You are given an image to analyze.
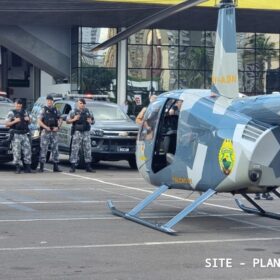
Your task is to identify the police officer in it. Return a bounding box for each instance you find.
[5,99,32,174]
[67,98,94,173]
[38,95,62,172]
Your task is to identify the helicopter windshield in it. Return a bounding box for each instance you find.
[139,100,163,142]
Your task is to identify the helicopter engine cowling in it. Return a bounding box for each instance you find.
[216,124,280,193]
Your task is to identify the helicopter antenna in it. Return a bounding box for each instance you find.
[92,0,208,52]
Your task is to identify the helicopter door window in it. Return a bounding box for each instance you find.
[152,99,182,173]
[139,101,162,142]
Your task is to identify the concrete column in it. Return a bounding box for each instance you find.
[33,66,41,102]
[117,28,127,106]
[0,46,8,92]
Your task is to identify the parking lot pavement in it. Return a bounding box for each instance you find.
[0,161,279,280]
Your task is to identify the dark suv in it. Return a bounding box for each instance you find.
[0,97,40,169]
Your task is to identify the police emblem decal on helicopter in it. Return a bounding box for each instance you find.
[218,139,235,175]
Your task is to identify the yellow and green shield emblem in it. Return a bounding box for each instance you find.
[218,139,235,175]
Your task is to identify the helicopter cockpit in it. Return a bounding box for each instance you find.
[138,98,182,173]
[152,99,182,172]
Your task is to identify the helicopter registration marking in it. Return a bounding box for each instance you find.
[212,75,237,84]
[172,176,192,184]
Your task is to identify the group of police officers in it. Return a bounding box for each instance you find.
[5,95,95,174]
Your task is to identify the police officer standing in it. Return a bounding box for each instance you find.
[38,95,62,172]
[67,98,94,173]
[5,99,32,174]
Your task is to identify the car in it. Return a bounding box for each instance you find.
[56,98,139,168]
[0,97,40,169]
[31,95,140,168]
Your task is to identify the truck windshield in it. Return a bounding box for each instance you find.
[88,105,128,121]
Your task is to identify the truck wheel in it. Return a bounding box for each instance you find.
[128,157,137,169]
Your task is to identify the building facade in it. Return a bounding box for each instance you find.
[73,27,279,114]
[0,1,279,113]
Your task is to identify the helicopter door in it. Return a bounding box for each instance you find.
[152,99,182,173]
[137,99,164,172]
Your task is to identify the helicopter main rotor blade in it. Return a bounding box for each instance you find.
[92,0,208,51]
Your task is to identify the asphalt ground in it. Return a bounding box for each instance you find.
[0,159,279,280]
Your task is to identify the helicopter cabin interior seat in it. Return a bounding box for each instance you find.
[162,114,178,164]
[162,130,177,164]
[152,100,180,172]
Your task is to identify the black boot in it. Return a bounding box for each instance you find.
[24,164,32,173]
[85,163,95,173]
[39,162,44,172]
[15,164,21,174]
[254,193,260,200]
[69,163,76,173]
[262,193,273,200]
[53,163,62,172]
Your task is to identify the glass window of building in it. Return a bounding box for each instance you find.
[153,46,178,69]
[179,70,205,89]
[152,69,178,91]
[180,31,205,46]
[71,27,117,101]
[153,30,179,45]
[237,33,255,48]
[127,28,280,101]
[238,71,256,94]
[128,29,153,45]
[128,45,152,68]
[179,46,206,70]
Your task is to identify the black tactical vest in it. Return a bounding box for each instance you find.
[73,108,91,132]
[11,109,29,133]
[42,106,58,128]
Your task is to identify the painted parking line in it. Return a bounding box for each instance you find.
[0,200,136,205]
[0,213,254,223]
[50,171,242,212]
[0,237,279,251]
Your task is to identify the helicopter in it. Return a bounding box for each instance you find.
[93,0,280,234]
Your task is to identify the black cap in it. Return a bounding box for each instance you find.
[15,98,23,104]
[46,95,54,101]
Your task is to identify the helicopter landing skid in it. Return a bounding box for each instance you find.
[272,189,280,198]
[235,193,280,220]
[107,186,217,234]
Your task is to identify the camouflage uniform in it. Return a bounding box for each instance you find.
[6,110,31,165]
[39,106,61,164]
[67,108,93,164]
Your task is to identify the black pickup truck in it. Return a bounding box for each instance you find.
[0,98,40,169]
